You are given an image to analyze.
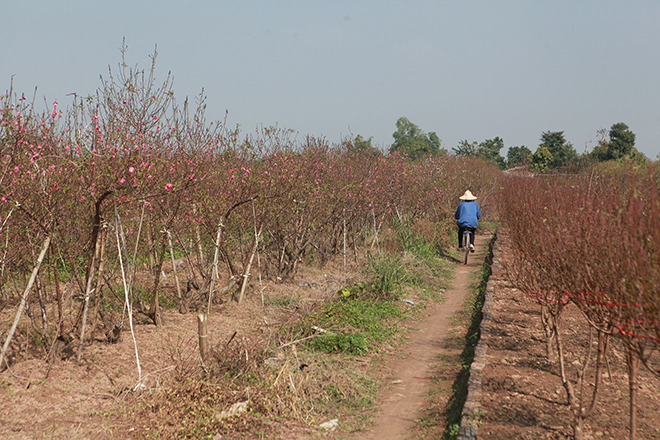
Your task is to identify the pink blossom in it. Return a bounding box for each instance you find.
[129,167,135,174]
[165,183,173,191]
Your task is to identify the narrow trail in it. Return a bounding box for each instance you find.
[353,234,490,440]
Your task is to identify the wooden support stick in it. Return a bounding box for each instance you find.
[1,236,51,369]
[167,231,182,299]
[197,314,208,365]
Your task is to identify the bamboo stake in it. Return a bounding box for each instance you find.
[0,207,15,284]
[114,201,142,384]
[238,225,262,305]
[146,218,156,284]
[94,225,109,299]
[371,208,380,252]
[208,218,224,314]
[130,203,146,284]
[77,224,105,364]
[0,236,51,369]
[197,314,208,365]
[343,209,347,268]
[167,231,182,299]
[251,200,265,310]
[36,276,48,334]
[51,245,64,338]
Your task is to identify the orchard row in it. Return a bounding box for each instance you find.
[499,163,660,438]
[1,76,500,354]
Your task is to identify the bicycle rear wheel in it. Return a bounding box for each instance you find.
[463,232,470,264]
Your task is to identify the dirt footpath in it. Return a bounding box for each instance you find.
[354,234,491,440]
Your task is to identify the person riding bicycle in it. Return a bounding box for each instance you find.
[455,190,481,252]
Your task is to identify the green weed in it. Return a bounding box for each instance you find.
[393,215,449,261]
[365,253,410,299]
[264,294,300,307]
[305,295,405,356]
[310,333,368,355]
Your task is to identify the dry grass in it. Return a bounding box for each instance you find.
[0,245,377,439]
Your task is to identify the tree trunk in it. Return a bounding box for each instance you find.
[553,313,575,406]
[541,305,556,362]
[193,204,205,271]
[51,245,64,338]
[94,227,120,343]
[147,241,167,327]
[574,329,609,438]
[36,278,48,335]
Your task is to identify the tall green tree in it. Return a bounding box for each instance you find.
[530,145,553,173]
[478,137,506,169]
[389,117,444,160]
[452,140,479,157]
[591,122,637,162]
[609,122,636,158]
[506,145,531,168]
[453,137,506,169]
[344,135,382,158]
[539,131,577,168]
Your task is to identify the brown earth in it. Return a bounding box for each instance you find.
[0,255,361,439]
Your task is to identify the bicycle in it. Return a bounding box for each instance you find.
[461,226,475,265]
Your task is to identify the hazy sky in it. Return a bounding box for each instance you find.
[3,1,660,159]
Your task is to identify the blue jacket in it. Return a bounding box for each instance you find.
[455,201,481,228]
